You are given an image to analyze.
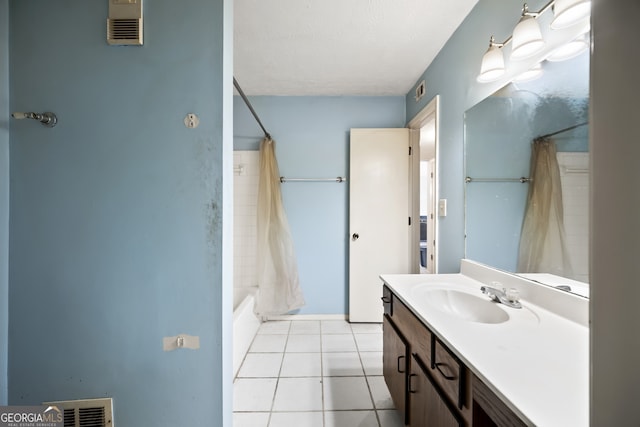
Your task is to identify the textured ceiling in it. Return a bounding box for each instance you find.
[234,0,479,96]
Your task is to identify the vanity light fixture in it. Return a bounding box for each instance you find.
[477,36,507,83]
[476,0,591,83]
[546,34,589,61]
[551,0,591,29]
[511,4,546,60]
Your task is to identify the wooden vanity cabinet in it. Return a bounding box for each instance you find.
[383,285,470,426]
[383,285,523,427]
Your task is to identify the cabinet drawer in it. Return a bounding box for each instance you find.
[391,296,431,368]
[433,338,466,410]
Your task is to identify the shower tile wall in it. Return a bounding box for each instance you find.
[234,151,260,301]
[557,152,589,283]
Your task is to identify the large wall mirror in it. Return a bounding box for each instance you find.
[464,46,589,298]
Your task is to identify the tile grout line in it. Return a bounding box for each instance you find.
[234,323,263,383]
[353,323,384,427]
[267,320,291,427]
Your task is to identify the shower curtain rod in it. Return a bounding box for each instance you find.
[234,77,271,139]
[536,121,588,141]
[280,177,347,183]
[465,176,531,183]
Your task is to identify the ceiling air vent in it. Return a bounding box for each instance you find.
[43,397,114,427]
[107,0,143,46]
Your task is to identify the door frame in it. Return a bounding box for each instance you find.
[407,95,440,274]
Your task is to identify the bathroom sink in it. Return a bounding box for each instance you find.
[411,286,509,324]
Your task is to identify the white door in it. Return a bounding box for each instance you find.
[349,128,410,323]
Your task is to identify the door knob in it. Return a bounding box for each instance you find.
[352,233,359,241]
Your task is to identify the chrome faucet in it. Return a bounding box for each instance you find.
[480,284,522,309]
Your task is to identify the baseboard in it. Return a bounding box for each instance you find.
[265,313,348,321]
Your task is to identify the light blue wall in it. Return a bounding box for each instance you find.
[405,0,556,273]
[8,1,232,426]
[0,0,9,406]
[234,96,405,314]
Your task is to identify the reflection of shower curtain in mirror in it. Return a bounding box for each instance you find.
[255,137,305,317]
[517,138,573,277]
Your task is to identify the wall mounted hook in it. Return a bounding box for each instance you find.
[12,111,58,128]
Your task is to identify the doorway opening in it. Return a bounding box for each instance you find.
[408,95,439,274]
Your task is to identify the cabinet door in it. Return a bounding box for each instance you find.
[408,354,463,427]
[383,315,408,422]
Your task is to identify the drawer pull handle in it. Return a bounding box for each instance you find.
[381,296,391,303]
[408,373,418,393]
[397,355,405,373]
[434,362,456,381]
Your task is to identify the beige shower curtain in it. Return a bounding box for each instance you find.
[254,137,305,317]
[517,137,573,277]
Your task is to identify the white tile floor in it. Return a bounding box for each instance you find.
[233,319,404,427]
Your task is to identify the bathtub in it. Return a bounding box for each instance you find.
[233,287,261,378]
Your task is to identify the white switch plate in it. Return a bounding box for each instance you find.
[438,199,447,217]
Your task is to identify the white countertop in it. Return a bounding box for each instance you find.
[380,261,589,427]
